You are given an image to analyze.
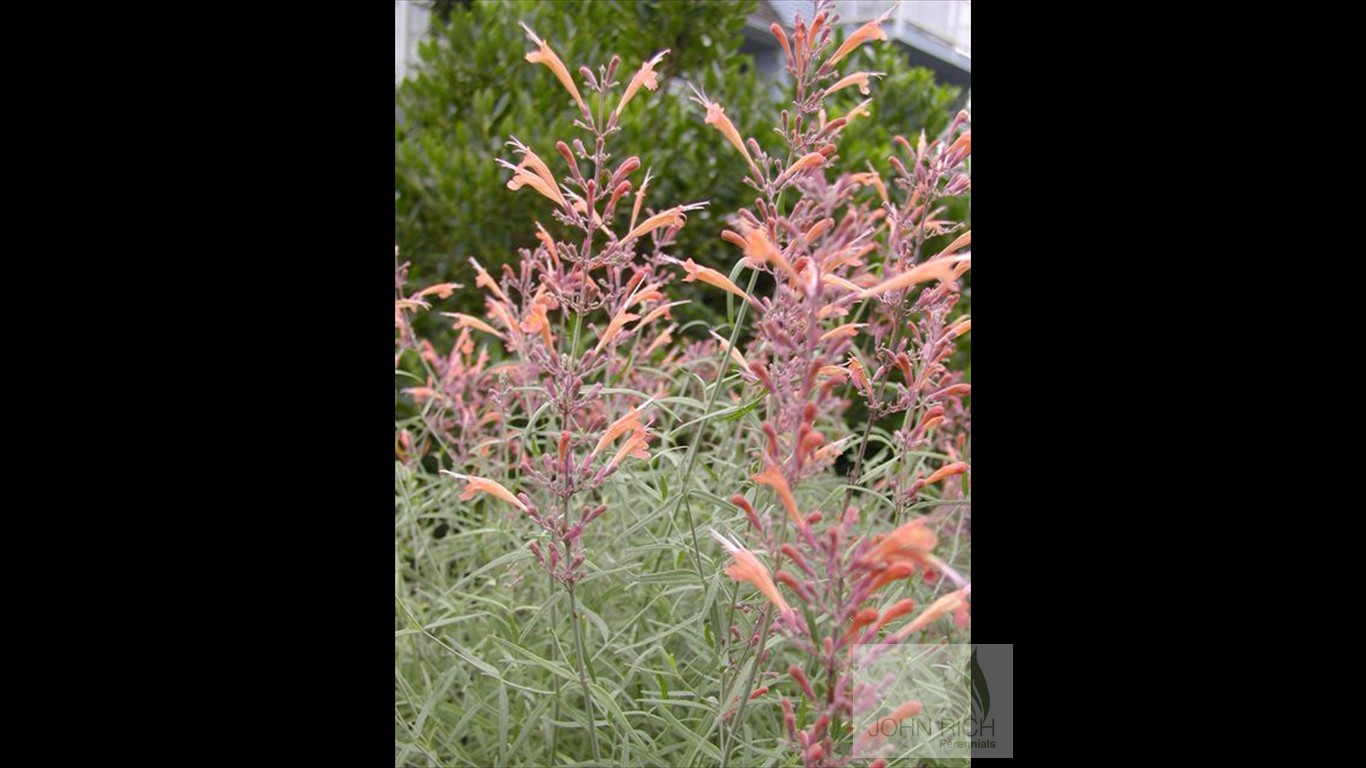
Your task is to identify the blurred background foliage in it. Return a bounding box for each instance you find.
[396,0,968,342]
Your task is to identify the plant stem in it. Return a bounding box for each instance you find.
[556,302,599,762]
[549,570,562,761]
[718,509,794,768]
[567,579,602,763]
[719,599,772,768]
[671,268,762,644]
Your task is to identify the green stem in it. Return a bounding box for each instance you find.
[670,269,762,642]
[679,483,790,768]
[718,507,794,768]
[719,601,771,768]
[549,570,562,761]
[567,580,602,763]
[556,305,600,762]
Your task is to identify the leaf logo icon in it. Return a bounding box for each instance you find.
[970,647,991,721]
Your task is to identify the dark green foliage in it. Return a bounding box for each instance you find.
[825,44,961,175]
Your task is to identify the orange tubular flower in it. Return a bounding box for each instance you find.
[823,71,881,97]
[516,146,559,195]
[888,700,924,724]
[813,435,854,464]
[740,223,777,268]
[644,324,676,357]
[721,228,748,250]
[888,587,971,642]
[844,607,880,641]
[947,130,972,161]
[615,49,669,117]
[415,282,461,299]
[634,300,689,331]
[519,294,555,347]
[821,273,862,294]
[753,463,804,529]
[864,562,915,594]
[624,204,701,242]
[707,330,750,371]
[468,257,510,304]
[866,163,889,204]
[860,255,970,298]
[592,308,641,356]
[606,424,652,469]
[923,461,968,487]
[808,11,825,46]
[741,224,798,281]
[703,101,758,174]
[861,518,938,566]
[520,22,588,115]
[534,222,559,265]
[442,472,528,513]
[804,218,834,243]
[820,323,864,343]
[848,355,870,393]
[842,98,874,127]
[856,699,924,754]
[778,152,826,183]
[402,386,436,402]
[485,300,520,337]
[442,312,506,340]
[798,430,825,459]
[770,23,793,67]
[630,168,653,234]
[624,282,665,310]
[872,598,918,632]
[507,165,567,209]
[825,10,892,69]
[591,406,646,458]
[681,258,757,306]
[936,230,971,259]
[710,528,791,614]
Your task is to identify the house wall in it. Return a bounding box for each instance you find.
[395,1,432,84]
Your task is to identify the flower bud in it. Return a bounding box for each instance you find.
[578,65,598,89]
[789,665,816,702]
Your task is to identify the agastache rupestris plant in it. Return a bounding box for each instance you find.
[433,23,701,763]
[685,4,973,766]
[845,109,972,518]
